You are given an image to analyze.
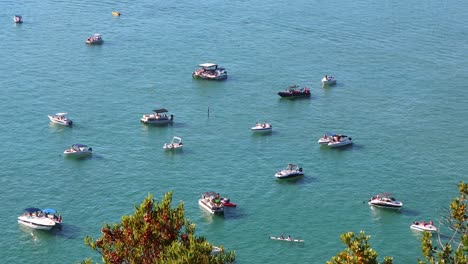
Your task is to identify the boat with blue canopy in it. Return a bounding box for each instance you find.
[18,208,56,230]
[42,208,63,224]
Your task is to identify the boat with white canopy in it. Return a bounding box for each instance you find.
[192,63,228,80]
[163,136,183,150]
[141,108,174,125]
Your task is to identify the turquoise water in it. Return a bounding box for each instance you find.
[1,0,468,262]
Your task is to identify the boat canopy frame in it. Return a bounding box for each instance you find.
[153,108,168,114]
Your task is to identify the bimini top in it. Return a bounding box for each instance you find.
[55,112,68,116]
[153,108,168,113]
[23,207,41,212]
[42,208,57,214]
[72,144,88,148]
[202,191,219,197]
[198,63,218,68]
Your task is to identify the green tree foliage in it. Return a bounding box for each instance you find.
[82,192,235,264]
[418,181,468,264]
[326,231,393,264]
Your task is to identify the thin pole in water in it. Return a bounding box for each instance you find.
[208,107,210,118]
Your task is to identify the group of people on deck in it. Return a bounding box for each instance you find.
[413,220,434,226]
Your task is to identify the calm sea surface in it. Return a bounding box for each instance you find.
[1,0,467,263]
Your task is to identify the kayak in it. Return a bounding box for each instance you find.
[269,236,304,243]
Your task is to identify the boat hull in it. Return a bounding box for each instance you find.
[64,150,92,157]
[163,144,183,150]
[251,128,272,133]
[269,236,304,243]
[192,72,227,80]
[368,202,403,209]
[48,116,72,126]
[410,224,437,232]
[198,199,224,215]
[328,140,353,148]
[17,217,55,230]
[277,92,310,99]
[275,172,304,179]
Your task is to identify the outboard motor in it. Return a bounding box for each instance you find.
[170,114,174,121]
[299,168,303,172]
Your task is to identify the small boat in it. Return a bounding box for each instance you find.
[141,108,174,125]
[211,246,222,255]
[42,208,63,225]
[368,193,403,210]
[48,112,73,126]
[220,197,237,207]
[163,136,183,150]
[318,133,353,148]
[269,236,304,243]
[13,15,23,23]
[321,75,336,86]
[192,63,228,80]
[277,85,311,99]
[410,221,437,232]
[17,208,56,230]
[86,34,104,45]
[198,192,224,215]
[275,164,304,179]
[112,11,121,16]
[64,144,93,157]
[251,123,272,133]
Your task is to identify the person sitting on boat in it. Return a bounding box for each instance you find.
[280,235,284,239]
[287,235,292,241]
[429,220,433,226]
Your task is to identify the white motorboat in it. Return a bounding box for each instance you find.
[48,112,73,126]
[141,108,174,125]
[42,208,63,225]
[275,164,304,179]
[368,193,403,209]
[17,208,56,230]
[64,144,93,157]
[198,192,224,215]
[163,136,183,150]
[269,236,304,243]
[211,246,222,255]
[192,63,228,80]
[251,123,272,133]
[410,221,437,232]
[14,15,23,23]
[321,75,336,86]
[86,34,103,45]
[322,133,353,148]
